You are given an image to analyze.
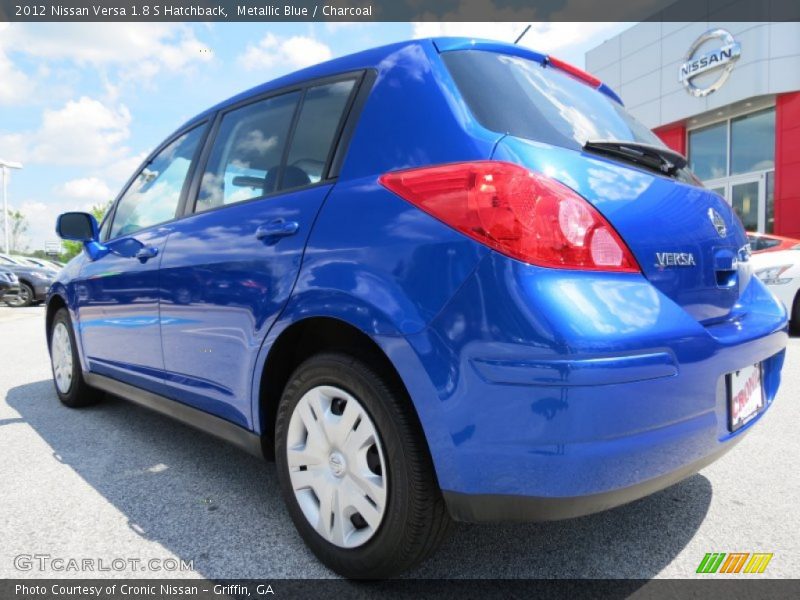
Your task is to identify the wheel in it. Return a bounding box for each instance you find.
[4,282,33,307]
[275,353,450,578]
[792,291,800,335]
[49,308,103,407]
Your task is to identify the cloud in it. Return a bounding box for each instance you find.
[103,152,149,185]
[1,97,132,167]
[1,23,212,70]
[55,177,114,204]
[10,198,87,251]
[238,34,332,72]
[0,23,213,103]
[0,50,32,106]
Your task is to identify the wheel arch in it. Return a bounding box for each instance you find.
[255,316,434,469]
[45,293,68,348]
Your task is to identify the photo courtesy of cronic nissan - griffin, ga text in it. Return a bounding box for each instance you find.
[46,38,788,578]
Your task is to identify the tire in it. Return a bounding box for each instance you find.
[275,353,450,578]
[48,307,103,408]
[792,291,800,335]
[4,282,33,307]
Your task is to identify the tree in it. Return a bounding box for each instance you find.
[60,201,113,261]
[6,209,28,252]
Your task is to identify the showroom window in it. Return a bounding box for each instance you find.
[688,122,727,181]
[730,108,775,175]
[687,106,776,233]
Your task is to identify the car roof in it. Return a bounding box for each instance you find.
[177,37,618,132]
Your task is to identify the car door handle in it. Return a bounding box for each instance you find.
[135,246,159,263]
[255,219,300,241]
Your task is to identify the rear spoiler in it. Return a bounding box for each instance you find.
[432,37,623,105]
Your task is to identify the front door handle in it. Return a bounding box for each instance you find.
[135,246,159,263]
[255,219,300,241]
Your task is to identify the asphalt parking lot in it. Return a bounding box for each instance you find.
[0,304,798,580]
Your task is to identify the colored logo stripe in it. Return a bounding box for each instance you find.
[719,553,749,573]
[697,553,726,573]
[697,552,773,574]
[744,553,773,574]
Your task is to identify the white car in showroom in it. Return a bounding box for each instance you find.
[751,249,800,332]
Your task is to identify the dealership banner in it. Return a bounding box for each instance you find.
[0,0,799,22]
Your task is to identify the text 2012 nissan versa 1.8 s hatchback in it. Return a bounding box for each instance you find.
[49,38,787,577]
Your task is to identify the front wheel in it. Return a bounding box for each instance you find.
[275,353,450,578]
[4,282,33,307]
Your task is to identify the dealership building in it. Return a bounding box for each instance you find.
[586,22,800,237]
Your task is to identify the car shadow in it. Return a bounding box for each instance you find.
[7,380,712,580]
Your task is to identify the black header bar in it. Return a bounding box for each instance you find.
[0,0,798,22]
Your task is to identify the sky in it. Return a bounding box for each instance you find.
[0,21,633,251]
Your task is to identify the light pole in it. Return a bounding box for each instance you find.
[0,159,23,254]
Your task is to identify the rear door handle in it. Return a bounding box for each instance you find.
[135,246,159,263]
[255,219,300,241]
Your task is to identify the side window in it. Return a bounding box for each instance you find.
[109,126,205,239]
[281,80,356,191]
[761,238,781,250]
[196,91,300,213]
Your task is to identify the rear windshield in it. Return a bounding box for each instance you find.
[443,50,664,151]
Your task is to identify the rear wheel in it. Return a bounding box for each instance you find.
[4,282,33,307]
[275,353,450,578]
[49,308,103,407]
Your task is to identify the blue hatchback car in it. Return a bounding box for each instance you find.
[49,38,788,578]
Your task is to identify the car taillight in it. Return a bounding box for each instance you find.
[379,161,640,272]
[547,56,602,88]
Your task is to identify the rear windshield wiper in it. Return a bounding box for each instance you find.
[583,139,687,176]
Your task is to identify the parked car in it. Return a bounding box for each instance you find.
[11,254,61,273]
[0,254,54,306]
[751,249,800,332]
[48,38,788,578]
[0,267,20,302]
[747,232,800,254]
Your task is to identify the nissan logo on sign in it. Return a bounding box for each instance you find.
[679,29,741,97]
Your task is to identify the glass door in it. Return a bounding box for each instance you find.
[730,178,762,232]
[706,174,767,232]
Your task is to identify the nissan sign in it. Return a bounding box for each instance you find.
[679,29,741,97]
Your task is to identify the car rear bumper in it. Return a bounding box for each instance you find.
[397,255,788,521]
[443,430,745,522]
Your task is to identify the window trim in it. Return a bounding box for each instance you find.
[183,70,368,217]
[102,120,212,243]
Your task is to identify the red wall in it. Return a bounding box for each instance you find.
[775,92,800,239]
[653,123,687,155]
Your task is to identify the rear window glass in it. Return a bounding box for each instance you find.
[442,50,663,151]
[282,80,355,191]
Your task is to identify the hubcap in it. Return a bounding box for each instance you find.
[51,322,74,394]
[286,385,388,548]
[6,285,30,307]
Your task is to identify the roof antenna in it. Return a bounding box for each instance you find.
[514,24,531,45]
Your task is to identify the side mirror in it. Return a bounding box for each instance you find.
[55,212,108,261]
[56,212,98,242]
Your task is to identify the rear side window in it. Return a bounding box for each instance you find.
[196,91,300,213]
[109,125,206,239]
[442,50,663,151]
[281,80,356,191]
